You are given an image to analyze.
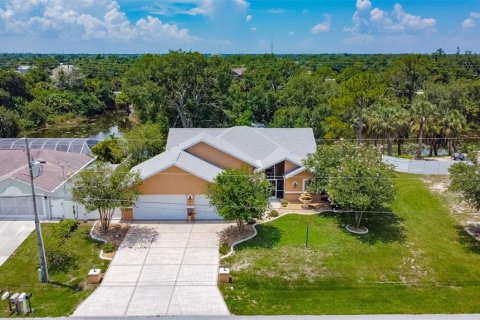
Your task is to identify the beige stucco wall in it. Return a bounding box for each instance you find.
[284,160,299,173]
[186,142,248,169]
[284,170,321,203]
[139,166,209,195]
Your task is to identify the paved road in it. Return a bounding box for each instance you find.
[74,221,232,317]
[0,220,34,266]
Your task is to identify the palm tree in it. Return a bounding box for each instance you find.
[441,109,466,155]
[366,101,408,156]
[410,100,436,160]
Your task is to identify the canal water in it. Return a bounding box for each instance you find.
[26,109,132,140]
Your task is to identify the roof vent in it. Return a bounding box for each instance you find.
[37,159,47,164]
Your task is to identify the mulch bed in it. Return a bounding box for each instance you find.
[218,224,256,246]
[92,222,130,247]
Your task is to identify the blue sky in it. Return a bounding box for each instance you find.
[0,0,479,54]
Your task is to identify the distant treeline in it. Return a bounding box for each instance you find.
[0,50,479,158]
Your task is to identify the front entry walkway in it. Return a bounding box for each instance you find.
[74,221,232,317]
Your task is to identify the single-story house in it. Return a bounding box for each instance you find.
[50,64,78,79]
[0,145,97,220]
[130,126,317,220]
[16,65,32,74]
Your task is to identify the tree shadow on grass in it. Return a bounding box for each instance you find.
[236,224,283,250]
[457,226,480,254]
[322,210,406,245]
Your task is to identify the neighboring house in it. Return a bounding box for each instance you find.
[16,65,32,74]
[50,64,78,79]
[0,140,98,220]
[231,66,247,78]
[130,126,317,220]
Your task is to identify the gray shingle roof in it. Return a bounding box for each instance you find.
[166,126,316,168]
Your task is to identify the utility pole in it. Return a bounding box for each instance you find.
[24,137,49,283]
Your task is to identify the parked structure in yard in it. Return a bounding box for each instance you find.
[130,126,318,220]
[0,148,96,220]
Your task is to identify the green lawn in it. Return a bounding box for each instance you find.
[0,222,109,317]
[220,173,480,315]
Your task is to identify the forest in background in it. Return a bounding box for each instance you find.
[1,50,479,158]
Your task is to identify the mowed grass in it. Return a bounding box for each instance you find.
[220,173,480,315]
[0,223,109,317]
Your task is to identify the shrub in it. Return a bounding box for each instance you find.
[280,199,289,207]
[102,242,116,253]
[268,210,279,218]
[46,249,77,273]
[54,219,79,238]
[219,242,231,255]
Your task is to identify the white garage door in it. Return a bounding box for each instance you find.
[134,195,187,220]
[194,195,222,220]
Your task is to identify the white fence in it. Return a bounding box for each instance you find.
[382,155,456,175]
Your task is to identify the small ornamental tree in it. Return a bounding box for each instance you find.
[327,145,396,233]
[72,163,141,232]
[207,166,272,230]
[304,141,363,194]
[449,153,480,212]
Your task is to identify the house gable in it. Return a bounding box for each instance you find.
[185,142,250,169]
[139,165,209,195]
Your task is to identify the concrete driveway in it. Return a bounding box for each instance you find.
[74,221,232,317]
[0,220,35,266]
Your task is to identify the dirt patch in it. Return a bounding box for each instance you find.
[218,225,256,246]
[422,176,480,226]
[92,222,130,247]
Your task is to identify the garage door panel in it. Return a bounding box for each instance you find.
[194,195,221,220]
[134,195,186,220]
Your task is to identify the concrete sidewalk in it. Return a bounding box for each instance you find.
[0,220,34,266]
[69,313,480,320]
[74,221,232,317]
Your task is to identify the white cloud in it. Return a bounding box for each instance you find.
[470,12,480,19]
[393,4,436,30]
[345,1,436,35]
[462,18,475,29]
[0,0,195,43]
[311,15,331,34]
[147,0,249,17]
[246,14,252,22]
[288,31,295,36]
[356,0,372,11]
[250,27,257,31]
[462,12,480,29]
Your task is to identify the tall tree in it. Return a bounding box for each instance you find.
[124,123,166,166]
[410,100,436,160]
[366,100,408,156]
[124,51,231,128]
[389,54,429,105]
[0,106,20,137]
[335,72,384,142]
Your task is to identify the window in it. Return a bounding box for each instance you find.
[302,179,311,192]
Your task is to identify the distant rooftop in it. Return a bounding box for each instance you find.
[0,138,97,156]
[231,66,247,77]
[0,149,94,192]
